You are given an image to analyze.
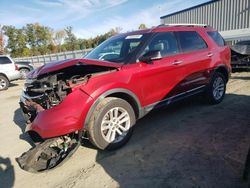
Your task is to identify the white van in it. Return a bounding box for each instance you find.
[0,55,21,90]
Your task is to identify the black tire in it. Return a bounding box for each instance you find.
[205,72,226,104]
[0,75,9,91]
[88,97,136,150]
[19,68,30,79]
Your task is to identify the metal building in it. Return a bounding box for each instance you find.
[160,0,250,42]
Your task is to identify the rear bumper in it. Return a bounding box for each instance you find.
[19,89,93,139]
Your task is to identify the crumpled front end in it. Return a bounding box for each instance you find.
[17,61,118,172]
[19,62,117,140]
[17,76,93,172]
[20,87,91,139]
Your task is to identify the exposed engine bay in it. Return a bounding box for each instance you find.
[17,62,117,172]
[20,63,117,123]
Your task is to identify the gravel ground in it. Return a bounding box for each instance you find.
[0,72,250,188]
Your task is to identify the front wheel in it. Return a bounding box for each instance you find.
[88,97,136,150]
[205,72,226,104]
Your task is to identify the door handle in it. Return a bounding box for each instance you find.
[207,53,213,57]
[172,60,183,65]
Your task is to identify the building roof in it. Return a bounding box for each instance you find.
[160,0,219,19]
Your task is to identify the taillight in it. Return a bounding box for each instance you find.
[15,64,19,70]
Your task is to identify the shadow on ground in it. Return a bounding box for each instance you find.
[95,93,250,187]
[9,83,18,88]
[0,156,15,188]
[232,68,250,73]
[11,88,250,187]
[231,76,250,80]
[13,108,35,147]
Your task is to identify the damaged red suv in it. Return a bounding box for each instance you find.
[18,24,231,172]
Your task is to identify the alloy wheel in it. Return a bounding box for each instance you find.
[101,107,131,143]
[0,78,7,90]
[212,76,225,100]
[20,69,30,79]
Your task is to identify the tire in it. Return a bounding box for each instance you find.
[19,68,30,79]
[88,97,136,150]
[205,72,226,104]
[0,75,9,91]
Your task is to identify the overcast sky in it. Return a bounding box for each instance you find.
[0,0,209,38]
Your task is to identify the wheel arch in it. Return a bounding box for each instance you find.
[0,73,9,81]
[106,92,140,119]
[19,67,30,71]
[214,65,230,82]
[84,88,142,130]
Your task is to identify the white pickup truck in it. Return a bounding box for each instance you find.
[0,55,21,90]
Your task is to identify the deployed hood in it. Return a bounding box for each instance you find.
[27,58,122,78]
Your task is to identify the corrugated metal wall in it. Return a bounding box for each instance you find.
[161,0,250,32]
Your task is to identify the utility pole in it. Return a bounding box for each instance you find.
[0,25,3,55]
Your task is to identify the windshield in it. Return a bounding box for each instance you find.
[85,34,147,64]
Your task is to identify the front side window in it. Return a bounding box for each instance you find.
[142,32,179,57]
[85,34,147,63]
[207,31,225,47]
[0,57,12,64]
[176,31,208,53]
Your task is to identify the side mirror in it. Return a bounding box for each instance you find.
[139,50,162,64]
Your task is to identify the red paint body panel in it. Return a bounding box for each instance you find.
[27,58,121,78]
[23,26,231,139]
[31,89,93,138]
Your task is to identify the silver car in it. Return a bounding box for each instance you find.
[0,55,21,90]
[15,61,34,79]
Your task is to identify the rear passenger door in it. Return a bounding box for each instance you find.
[174,31,212,92]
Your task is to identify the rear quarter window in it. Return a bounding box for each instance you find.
[0,57,12,64]
[176,31,208,53]
[207,31,225,47]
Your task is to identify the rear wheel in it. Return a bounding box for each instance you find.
[88,97,136,150]
[205,72,226,104]
[19,68,30,79]
[0,75,9,91]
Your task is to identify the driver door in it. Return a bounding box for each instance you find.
[136,32,185,107]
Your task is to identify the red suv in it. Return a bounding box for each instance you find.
[19,24,231,172]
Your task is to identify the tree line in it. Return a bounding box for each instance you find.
[1,23,147,58]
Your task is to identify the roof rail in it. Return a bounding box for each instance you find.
[158,23,208,27]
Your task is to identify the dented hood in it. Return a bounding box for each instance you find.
[27,58,122,78]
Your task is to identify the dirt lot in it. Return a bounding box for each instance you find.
[0,72,250,188]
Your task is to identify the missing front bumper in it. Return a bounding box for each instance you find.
[16,136,80,173]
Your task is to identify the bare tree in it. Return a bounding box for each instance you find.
[54,30,66,52]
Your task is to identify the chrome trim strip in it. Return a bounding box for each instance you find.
[144,85,206,112]
[180,77,206,86]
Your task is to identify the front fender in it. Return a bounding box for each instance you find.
[30,89,94,139]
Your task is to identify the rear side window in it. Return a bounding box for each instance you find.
[0,57,12,64]
[176,31,208,53]
[207,31,225,47]
[142,32,179,57]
